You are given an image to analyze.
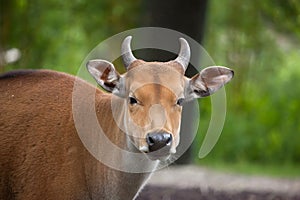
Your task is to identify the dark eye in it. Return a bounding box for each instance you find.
[176,98,185,106]
[129,97,138,105]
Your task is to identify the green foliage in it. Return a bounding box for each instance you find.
[0,0,140,74]
[196,0,300,166]
[261,0,300,38]
[1,0,300,169]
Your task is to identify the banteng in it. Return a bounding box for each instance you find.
[0,36,233,199]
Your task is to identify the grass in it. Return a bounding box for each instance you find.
[196,158,300,179]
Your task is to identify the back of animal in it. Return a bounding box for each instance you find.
[0,70,93,199]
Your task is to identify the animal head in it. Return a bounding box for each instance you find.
[87,36,233,161]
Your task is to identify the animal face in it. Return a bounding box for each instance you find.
[87,36,234,161]
[122,62,185,160]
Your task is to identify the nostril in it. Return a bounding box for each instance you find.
[166,135,172,145]
[146,135,155,146]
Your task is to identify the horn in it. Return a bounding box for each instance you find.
[121,36,137,69]
[174,38,191,70]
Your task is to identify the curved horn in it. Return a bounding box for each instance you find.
[174,38,191,70]
[121,36,137,69]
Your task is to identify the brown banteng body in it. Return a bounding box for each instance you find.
[0,36,233,199]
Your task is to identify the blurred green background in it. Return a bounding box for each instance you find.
[1,0,300,177]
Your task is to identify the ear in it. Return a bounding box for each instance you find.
[86,59,124,96]
[186,66,234,100]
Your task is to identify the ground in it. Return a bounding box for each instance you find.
[137,165,300,200]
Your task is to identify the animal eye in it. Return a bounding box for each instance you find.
[129,97,138,105]
[176,98,185,106]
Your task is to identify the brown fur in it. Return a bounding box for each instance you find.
[0,70,149,200]
[122,62,185,152]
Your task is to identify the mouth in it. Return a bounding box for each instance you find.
[146,153,171,161]
[139,145,176,161]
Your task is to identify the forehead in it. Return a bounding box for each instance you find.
[125,62,185,94]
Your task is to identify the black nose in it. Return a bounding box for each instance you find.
[146,132,172,152]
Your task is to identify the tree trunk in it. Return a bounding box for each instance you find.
[139,0,208,164]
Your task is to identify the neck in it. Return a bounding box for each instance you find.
[90,93,158,199]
